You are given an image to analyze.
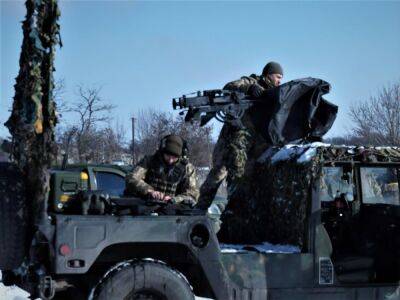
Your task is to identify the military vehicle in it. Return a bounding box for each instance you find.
[3,0,398,298]
[1,144,399,300]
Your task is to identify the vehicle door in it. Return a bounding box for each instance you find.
[358,165,400,283]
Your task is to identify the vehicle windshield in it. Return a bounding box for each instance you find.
[360,167,400,206]
[319,167,354,202]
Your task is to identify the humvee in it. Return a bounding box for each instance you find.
[0,144,399,300]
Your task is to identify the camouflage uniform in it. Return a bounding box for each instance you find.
[197,74,275,209]
[125,151,199,205]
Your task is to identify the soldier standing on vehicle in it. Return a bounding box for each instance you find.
[196,61,284,210]
[125,134,199,206]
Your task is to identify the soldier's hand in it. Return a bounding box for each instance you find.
[248,84,265,98]
[163,195,172,202]
[148,190,165,200]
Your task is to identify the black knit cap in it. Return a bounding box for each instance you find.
[161,134,184,157]
[262,61,283,76]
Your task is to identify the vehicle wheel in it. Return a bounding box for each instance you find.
[92,260,195,300]
[0,162,30,270]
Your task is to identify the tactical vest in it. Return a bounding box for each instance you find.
[144,153,187,196]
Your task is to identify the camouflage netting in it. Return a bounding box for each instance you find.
[5,0,61,220]
[217,143,400,248]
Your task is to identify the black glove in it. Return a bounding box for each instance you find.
[179,198,196,208]
[193,201,209,211]
[248,84,265,98]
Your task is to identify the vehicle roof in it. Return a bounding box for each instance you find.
[258,142,400,165]
[52,163,132,173]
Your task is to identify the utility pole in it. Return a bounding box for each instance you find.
[131,116,136,164]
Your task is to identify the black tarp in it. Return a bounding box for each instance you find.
[249,77,338,145]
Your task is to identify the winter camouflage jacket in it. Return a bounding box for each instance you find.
[125,151,199,205]
[197,74,274,209]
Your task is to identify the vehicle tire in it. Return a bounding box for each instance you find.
[92,260,195,300]
[0,162,30,270]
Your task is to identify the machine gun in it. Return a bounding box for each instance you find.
[172,89,257,127]
[173,78,338,144]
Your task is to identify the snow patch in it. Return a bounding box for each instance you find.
[221,242,300,254]
[271,145,306,164]
[208,203,222,215]
[309,142,331,148]
[260,142,335,165]
[0,271,32,300]
[297,147,317,163]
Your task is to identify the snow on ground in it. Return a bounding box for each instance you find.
[0,241,299,299]
[1,241,298,299]
[0,285,212,300]
[0,281,30,300]
[0,284,30,300]
[0,272,31,300]
[1,271,213,300]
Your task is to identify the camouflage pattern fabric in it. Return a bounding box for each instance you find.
[218,144,400,248]
[223,74,275,93]
[126,152,199,204]
[197,74,274,209]
[4,0,61,221]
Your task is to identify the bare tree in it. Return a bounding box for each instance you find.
[56,125,78,165]
[174,116,214,167]
[53,78,67,117]
[55,85,132,164]
[134,109,173,158]
[101,121,127,163]
[67,85,116,161]
[349,82,400,146]
[324,135,371,146]
[134,109,214,168]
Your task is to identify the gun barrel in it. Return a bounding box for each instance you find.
[172,97,187,109]
[172,95,212,110]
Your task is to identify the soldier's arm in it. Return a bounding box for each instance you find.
[223,76,257,93]
[173,163,199,205]
[125,156,154,197]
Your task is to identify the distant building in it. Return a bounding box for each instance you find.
[111,160,125,166]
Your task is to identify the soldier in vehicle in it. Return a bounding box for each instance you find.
[125,134,199,206]
[196,61,284,210]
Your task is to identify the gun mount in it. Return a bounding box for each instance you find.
[172,89,257,127]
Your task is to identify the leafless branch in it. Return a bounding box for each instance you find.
[349,82,400,146]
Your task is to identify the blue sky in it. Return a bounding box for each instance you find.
[1,0,400,141]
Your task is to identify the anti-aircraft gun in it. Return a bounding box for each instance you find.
[172,89,256,127]
[173,78,339,145]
